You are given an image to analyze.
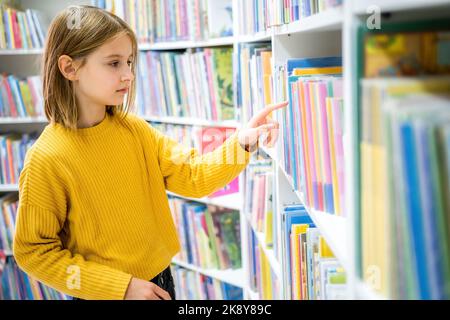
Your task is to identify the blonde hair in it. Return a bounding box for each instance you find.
[42,5,138,129]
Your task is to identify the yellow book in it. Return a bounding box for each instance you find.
[326,97,340,215]
[291,224,309,300]
[319,236,334,258]
[7,8,15,49]
[293,66,343,76]
[298,81,313,206]
[261,51,273,106]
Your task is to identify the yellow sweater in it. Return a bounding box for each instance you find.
[13,112,251,300]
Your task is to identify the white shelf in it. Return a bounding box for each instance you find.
[245,287,260,300]
[0,48,44,55]
[0,117,48,124]
[259,146,277,161]
[171,258,245,288]
[237,30,272,43]
[143,115,240,128]
[295,191,349,272]
[139,37,235,50]
[0,184,19,192]
[275,8,343,35]
[353,0,450,14]
[355,280,386,300]
[167,191,242,211]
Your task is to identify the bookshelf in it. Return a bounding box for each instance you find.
[1,0,449,300]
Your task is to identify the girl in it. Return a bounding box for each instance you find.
[12,5,287,300]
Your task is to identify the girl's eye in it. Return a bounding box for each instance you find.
[110,61,119,67]
[127,61,132,66]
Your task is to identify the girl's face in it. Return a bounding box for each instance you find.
[75,33,134,108]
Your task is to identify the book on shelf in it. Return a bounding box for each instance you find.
[245,152,278,256]
[94,0,234,43]
[137,47,234,121]
[0,4,47,50]
[0,133,37,185]
[168,197,241,270]
[357,18,450,300]
[277,56,345,216]
[280,204,346,300]
[0,74,44,118]
[237,42,272,124]
[171,264,243,300]
[247,226,281,300]
[237,0,343,35]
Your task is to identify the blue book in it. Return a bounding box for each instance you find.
[400,121,430,299]
[286,56,342,75]
[415,122,445,299]
[282,206,314,298]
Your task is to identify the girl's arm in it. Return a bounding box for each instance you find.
[13,155,132,300]
[149,102,287,198]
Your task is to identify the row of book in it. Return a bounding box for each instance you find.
[279,56,345,215]
[247,226,281,299]
[244,153,279,260]
[0,133,37,185]
[1,257,68,300]
[0,5,47,50]
[93,0,233,43]
[137,48,234,121]
[0,193,18,253]
[358,20,450,300]
[168,196,241,270]
[281,205,346,300]
[237,0,343,35]
[0,74,44,118]
[171,264,243,300]
[237,43,272,125]
[150,122,239,197]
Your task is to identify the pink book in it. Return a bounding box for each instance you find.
[298,80,312,206]
[318,81,334,213]
[331,98,345,215]
[304,80,318,208]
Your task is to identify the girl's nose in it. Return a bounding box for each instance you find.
[121,69,134,82]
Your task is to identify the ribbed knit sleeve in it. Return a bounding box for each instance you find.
[147,124,253,198]
[13,149,132,300]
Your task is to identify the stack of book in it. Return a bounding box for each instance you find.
[93,0,233,42]
[278,56,345,216]
[237,0,343,35]
[0,74,44,118]
[0,133,37,185]
[281,205,346,300]
[358,19,450,299]
[138,48,234,121]
[171,265,243,300]
[0,5,47,49]
[169,197,241,270]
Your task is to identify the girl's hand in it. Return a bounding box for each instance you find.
[238,101,288,152]
[124,277,171,300]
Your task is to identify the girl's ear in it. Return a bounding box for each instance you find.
[58,55,79,81]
